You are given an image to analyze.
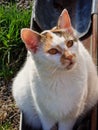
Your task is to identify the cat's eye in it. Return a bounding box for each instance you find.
[48,48,59,55]
[66,40,74,48]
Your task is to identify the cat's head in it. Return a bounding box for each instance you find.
[21,9,79,71]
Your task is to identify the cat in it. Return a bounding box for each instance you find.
[12,9,98,130]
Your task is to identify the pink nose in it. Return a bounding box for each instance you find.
[65,55,73,61]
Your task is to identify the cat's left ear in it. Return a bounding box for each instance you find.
[21,28,41,53]
[57,9,72,29]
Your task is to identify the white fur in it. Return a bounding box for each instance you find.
[12,34,98,130]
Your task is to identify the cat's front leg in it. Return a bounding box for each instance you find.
[40,116,56,130]
[59,120,75,130]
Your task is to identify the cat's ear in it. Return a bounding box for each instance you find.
[21,28,41,53]
[57,9,72,29]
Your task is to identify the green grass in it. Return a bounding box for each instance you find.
[0,122,13,130]
[0,3,32,82]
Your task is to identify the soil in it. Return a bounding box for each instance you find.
[0,78,20,130]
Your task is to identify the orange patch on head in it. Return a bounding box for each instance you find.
[41,32,53,52]
[45,32,53,40]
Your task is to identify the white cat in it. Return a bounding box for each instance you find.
[12,9,98,130]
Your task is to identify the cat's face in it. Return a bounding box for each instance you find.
[39,29,78,70]
[21,9,79,71]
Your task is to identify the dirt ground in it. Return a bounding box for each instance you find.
[0,78,20,130]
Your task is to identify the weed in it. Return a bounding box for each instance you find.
[0,3,32,82]
[0,122,13,130]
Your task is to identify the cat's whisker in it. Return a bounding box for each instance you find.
[46,65,53,71]
[52,66,59,74]
[47,65,53,71]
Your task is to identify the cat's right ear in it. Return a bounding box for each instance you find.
[57,9,72,29]
[21,28,41,53]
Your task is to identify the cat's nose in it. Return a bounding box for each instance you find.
[64,51,73,60]
[65,55,73,61]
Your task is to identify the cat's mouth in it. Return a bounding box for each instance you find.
[61,60,76,70]
[66,61,75,70]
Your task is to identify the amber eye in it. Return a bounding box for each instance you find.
[66,40,74,48]
[48,48,59,55]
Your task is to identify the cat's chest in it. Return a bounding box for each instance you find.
[31,70,87,119]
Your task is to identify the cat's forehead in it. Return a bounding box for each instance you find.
[41,30,54,40]
[41,30,75,46]
[41,30,65,47]
[41,29,75,40]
